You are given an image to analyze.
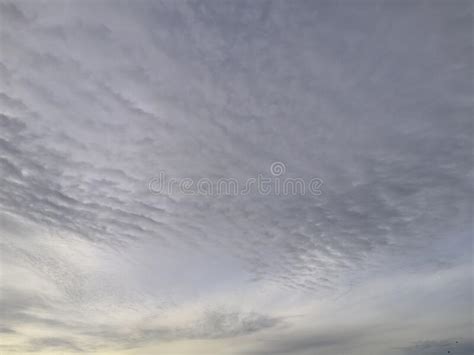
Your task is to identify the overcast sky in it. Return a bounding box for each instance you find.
[0,1,473,354]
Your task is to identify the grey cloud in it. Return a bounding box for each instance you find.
[0,288,74,331]
[0,0,472,353]
[74,309,282,351]
[400,339,474,355]
[0,327,16,334]
[188,309,282,339]
[27,337,84,353]
[246,331,366,355]
[1,277,280,351]
[1,0,469,290]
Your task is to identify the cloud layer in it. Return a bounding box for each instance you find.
[0,1,472,354]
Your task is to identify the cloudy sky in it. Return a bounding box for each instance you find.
[0,0,473,354]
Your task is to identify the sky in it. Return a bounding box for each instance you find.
[0,0,472,354]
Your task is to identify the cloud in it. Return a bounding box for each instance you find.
[400,339,474,355]
[80,309,282,348]
[27,337,84,353]
[0,327,16,334]
[0,0,472,354]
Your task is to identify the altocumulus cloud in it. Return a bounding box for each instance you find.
[0,1,472,354]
